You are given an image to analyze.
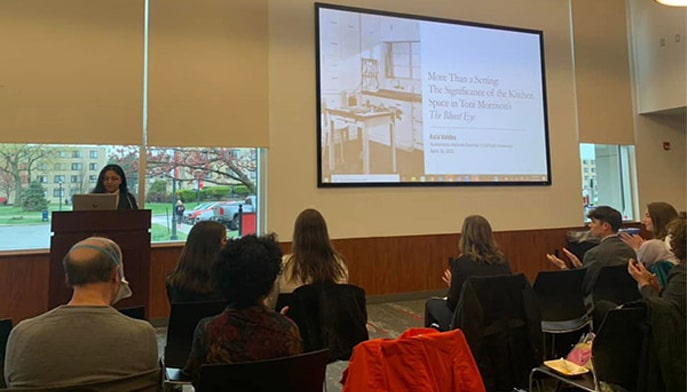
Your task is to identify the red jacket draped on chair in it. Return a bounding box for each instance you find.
[341,328,486,392]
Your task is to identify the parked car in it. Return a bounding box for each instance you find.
[211,196,256,230]
[183,202,222,224]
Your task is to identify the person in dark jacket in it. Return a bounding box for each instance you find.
[424,215,511,331]
[166,221,227,303]
[92,164,138,210]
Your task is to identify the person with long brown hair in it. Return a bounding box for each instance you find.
[278,208,348,294]
[425,215,511,330]
[166,221,227,303]
[620,201,679,266]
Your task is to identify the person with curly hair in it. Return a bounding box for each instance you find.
[183,234,303,386]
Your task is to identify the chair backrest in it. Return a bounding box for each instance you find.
[118,306,146,320]
[592,265,641,306]
[533,269,588,322]
[197,349,329,392]
[287,283,368,362]
[164,300,227,368]
[0,368,162,392]
[592,307,647,391]
[0,319,13,389]
[275,293,293,312]
[452,273,542,391]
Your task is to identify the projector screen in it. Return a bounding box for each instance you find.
[316,3,551,187]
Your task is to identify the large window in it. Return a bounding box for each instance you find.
[0,143,260,251]
[580,144,637,221]
[385,41,420,80]
[0,0,269,252]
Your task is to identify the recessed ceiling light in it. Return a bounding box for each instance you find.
[655,0,687,6]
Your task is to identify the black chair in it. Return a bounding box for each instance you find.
[533,269,591,358]
[196,349,328,392]
[590,264,641,330]
[0,319,12,389]
[286,283,368,362]
[529,306,647,392]
[591,265,641,307]
[164,300,227,381]
[274,293,292,312]
[118,305,146,320]
[452,273,542,392]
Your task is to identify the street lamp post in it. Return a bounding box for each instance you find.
[170,171,178,241]
[58,180,63,211]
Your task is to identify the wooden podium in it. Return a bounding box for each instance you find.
[49,210,151,316]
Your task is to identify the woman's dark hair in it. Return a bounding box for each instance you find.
[667,215,686,263]
[288,208,345,284]
[92,164,129,193]
[214,234,282,308]
[647,202,678,240]
[459,215,506,264]
[168,221,226,295]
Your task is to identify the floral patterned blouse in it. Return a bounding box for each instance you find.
[183,304,303,385]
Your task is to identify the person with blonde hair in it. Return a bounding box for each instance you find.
[425,215,511,330]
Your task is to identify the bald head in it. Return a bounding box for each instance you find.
[63,237,122,286]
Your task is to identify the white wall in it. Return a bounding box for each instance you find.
[628,0,687,114]
[267,0,582,239]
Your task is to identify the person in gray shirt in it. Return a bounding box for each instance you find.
[4,237,159,389]
[546,206,636,296]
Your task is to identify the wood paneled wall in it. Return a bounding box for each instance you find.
[0,224,646,323]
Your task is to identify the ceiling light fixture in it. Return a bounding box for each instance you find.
[655,0,687,6]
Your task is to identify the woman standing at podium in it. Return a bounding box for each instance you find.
[92,164,138,210]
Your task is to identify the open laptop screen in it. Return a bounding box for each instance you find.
[72,194,118,211]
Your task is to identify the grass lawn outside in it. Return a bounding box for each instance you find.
[0,201,209,225]
[151,223,188,242]
[0,205,62,225]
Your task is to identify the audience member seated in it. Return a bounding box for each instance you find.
[166,221,227,303]
[424,215,511,331]
[546,206,636,297]
[4,237,159,389]
[269,208,348,309]
[628,215,686,316]
[620,202,678,267]
[636,239,676,288]
[182,234,303,387]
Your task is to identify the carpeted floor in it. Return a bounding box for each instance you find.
[155,299,427,391]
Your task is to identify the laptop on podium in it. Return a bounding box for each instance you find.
[72,194,118,211]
